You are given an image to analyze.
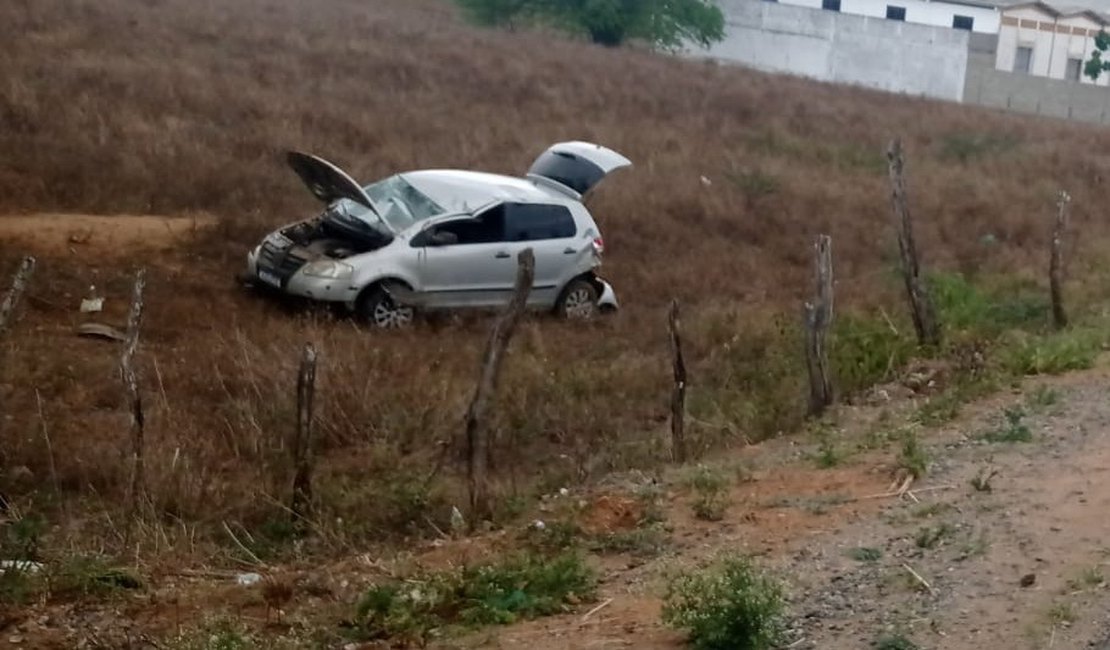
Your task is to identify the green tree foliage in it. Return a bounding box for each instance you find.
[455,0,726,49]
[1085,30,1110,80]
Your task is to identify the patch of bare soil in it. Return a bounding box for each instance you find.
[0,213,215,258]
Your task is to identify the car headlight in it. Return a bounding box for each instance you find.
[301,260,354,279]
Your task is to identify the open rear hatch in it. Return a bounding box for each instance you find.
[526,141,631,199]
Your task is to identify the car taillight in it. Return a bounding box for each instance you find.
[592,236,604,255]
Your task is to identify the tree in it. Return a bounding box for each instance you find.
[1084,30,1110,81]
[455,0,726,49]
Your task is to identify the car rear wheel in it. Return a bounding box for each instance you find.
[357,286,415,329]
[555,279,599,321]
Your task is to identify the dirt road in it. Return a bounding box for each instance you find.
[479,365,1110,650]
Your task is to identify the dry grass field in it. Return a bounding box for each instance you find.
[5,0,1110,644]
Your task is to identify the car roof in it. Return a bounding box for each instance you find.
[400,170,572,215]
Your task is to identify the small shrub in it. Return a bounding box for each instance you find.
[929,271,1045,336]
[970,466,999,493]
[915,523,954,549]
[898,432,928,479]
[913,391,963,426]
[589,525,669,558]
[912,502,952,519]
[848,547,882,562]
[685,466,729,522]
[1003,330,1099,376]
[1026,384,1062,412]
[875,632,920,650]
[355,551,595,643]
[981,407,1032,443]
[813,428,842,469]
[1047,601,1077,625]
[662,554,785,650]
[831,314,914,395]
[1066,566,1104,591]
[46,555,142,599]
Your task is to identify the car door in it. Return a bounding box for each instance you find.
[502,203,580,306]
[415,204,520,307]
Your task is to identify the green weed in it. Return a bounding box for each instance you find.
[970,466,999,493]
[981,407,1033,443]
[1048,601,1077,625]
[915,523,954,549]
[1026,384,1062,412]
[830,314,914,395]
[662,554,785,650]
[355,551,595,644]
[898,432,929,479]
[589,524,669,558]
[1003,330,1100,376]
[848,547,882,563]
[875,632,921,650]
[1066,566,1104,591]
[685,466,729,522]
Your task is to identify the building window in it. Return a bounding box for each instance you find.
[822,0,841,11]
[1014,46,1033,74]
[886,5,906,20]
[953,15,974,30]
[1066,57,1083,81]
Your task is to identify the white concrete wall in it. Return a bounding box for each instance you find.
[995,7,1109,85]
[694,0,971,101]
[779,0,1000,33]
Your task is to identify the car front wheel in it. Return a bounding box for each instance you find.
[357,286,415,329]
[555,279,599,321]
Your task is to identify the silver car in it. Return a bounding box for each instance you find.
[243,141,630,328]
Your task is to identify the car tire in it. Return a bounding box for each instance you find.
[356,286,415,329]
[555,279,600,321]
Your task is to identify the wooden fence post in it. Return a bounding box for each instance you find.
[668,299,687,463]
[291,343,318,524]
[465,249,535,522]
[121,269,147,515]
[0,257,36,335]
[886,139,941,347]
[804,235,834,417]
[1050,190,1070,330]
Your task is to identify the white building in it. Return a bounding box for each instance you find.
[773,0,1002,33]
[994,2,1110,84]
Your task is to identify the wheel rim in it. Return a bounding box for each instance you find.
[372,299,414,328]
[563,287,596,319]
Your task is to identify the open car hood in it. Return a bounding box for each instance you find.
[526,141,631,199]
[286,151,394,233]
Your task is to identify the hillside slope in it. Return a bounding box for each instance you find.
[5,1,1110,647]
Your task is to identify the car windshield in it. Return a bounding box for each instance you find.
[353,174,445,231]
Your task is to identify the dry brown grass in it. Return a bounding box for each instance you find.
[3,0,1110,564]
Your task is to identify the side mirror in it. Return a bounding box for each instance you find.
[428,230,459,246]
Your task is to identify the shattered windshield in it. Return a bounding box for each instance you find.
[361,174,445,231]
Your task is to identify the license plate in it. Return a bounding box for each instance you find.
[257,269,282,288]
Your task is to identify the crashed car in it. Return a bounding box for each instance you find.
[243,141,630,328]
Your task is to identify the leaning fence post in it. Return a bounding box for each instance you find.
[1050,190,1070,330]
[291,343,318,525]
[886,139,941,347]
[0,256,36,335]
[465,249,535,522]
[121,269,147,516]
[668,299,687,463]
[804,235,834,417]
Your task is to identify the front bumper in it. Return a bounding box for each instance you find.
[244,246,359,303]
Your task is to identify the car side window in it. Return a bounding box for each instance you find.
[434,205,506,245]
[503,203,577,242]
